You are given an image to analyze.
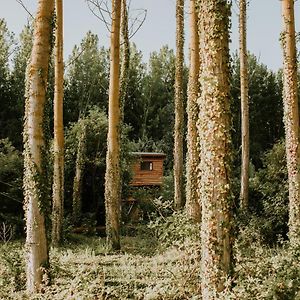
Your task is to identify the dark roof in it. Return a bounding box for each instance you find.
[130,152,166,158]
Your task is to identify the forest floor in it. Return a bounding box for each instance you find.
[0,224,201,300]
[1,218,300,299]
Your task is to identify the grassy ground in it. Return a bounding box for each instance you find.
[1,216,300,300]
[0,224,201,300]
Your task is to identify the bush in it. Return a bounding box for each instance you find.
[0,138,23,236]
[148,211,200,250]
[249,140,288,243]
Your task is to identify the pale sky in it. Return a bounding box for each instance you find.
[0,0,299,71]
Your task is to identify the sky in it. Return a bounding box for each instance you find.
[0,0,299,71]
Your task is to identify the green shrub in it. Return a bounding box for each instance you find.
[0,138,23,236]
[148,211,200,250]
[249,140,288,243]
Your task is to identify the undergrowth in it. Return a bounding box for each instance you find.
[1,212,300,299]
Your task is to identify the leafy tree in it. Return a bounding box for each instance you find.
[231,54,284,168]
[0,20,18,147]
[0,139,23,230]
[250,140,288,243]
[64,31,109,124]
[64,107,108,225]
[10,23,33,149]
[123,43,147,140]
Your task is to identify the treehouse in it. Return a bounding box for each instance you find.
[130,152,166,187]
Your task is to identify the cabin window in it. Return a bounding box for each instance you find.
[141,161,153,171]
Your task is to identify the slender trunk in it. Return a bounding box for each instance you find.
[281,0,300,245]
[197,0,232,297]
[239,0,249,210]
[120,0,130,114]
[186,0,201,222]
[174,0,185,210]
[52,0,64,246]
[23,0,54,292]
[105,0,122,251]
[72,123,86,225]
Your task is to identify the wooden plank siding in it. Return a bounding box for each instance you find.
[130,153,166,187]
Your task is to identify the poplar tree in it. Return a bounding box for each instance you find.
[52,0,64,246]
[174,0,185,210]
[72,122,86,224]
[23,0,54,292]
[197,0,232,297]
[239,0,249,210]
[281,0,300,245]
[186,0,201,222]
[105,0,122,250]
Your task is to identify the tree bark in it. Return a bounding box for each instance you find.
[120,0,130,113]
[239,0,249,210]
[72,123,86,225]
[105,0,122,251]
[281,0,300,245]
[197,0,232,297]
[52,0,64,246]
[23,0,54,292]
[186,0,201,222]
[174,0,185,210]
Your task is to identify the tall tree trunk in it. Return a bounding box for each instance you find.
[52,0,64,246]
[105,0,122,251]
[197,0,232,297]
[120,0,130,112]
[186,0,201,222]
[174,0,185,210]
[281,0,300,245]
[239,0,249,210]
[23,0,54,292]
[72,123,86,225]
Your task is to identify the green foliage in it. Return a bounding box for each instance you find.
[221,238,300,299]
[149,211,200,250]
[248,140,288,243]
[64,107,108,224]
[0,242,25,294]
[0,139,23,233]
[64,31,109,123]
[231,53,284,168]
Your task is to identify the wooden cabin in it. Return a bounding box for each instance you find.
[130,152,166,187]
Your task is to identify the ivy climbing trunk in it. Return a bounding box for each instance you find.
[72,123,86,225]
[197,0,232,297]
[120,0,130,112]
[23,0,54,293]
[174,0,185,210]
[239,0,249,210]
[281,0,300,245]
[105,0,122,251]
[186,0,201,222]
[52,0,64,246]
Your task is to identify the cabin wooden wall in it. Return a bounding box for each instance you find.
[130,157,164,186]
